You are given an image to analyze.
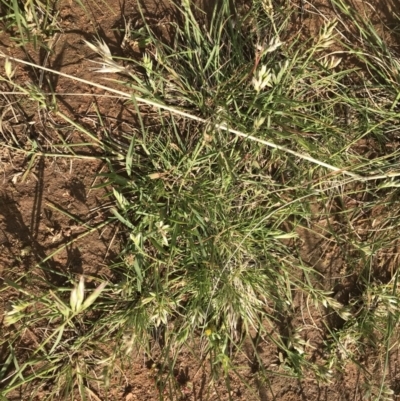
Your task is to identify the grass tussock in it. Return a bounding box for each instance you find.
[2,0,400,399]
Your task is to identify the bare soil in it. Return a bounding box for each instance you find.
[2,0,400,400]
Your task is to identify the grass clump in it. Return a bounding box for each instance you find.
[2,0,400,399]
[95,0,400,385]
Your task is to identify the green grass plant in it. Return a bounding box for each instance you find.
[2,0,400,399]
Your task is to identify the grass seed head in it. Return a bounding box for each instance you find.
[84,39,127,73]
[4,58,14,79]
[265,36,283,53]
[70,276,85,312]
[252,65,273,92]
